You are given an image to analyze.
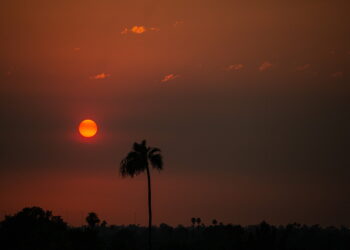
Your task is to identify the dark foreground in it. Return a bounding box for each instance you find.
[1,207,349,250]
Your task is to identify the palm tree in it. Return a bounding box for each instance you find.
[120,140,163,250]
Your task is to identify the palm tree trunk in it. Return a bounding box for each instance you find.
[146,165,152,250]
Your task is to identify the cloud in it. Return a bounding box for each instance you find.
[73,47,81,52]
[173,20,184,28]
[259,61,273,72]
[120,28,128,35]
[296,64,310,71]
[226,64,244,71]
[131,25,146,34]
[331,71,343,78]
[161,74,180,83]
[149,27,160,32]
[91,73,111,80]
[121,25,160,35]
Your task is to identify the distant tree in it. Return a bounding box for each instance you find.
[159,223,173,236]
[101,220,107,227]
[0,207,69,249]
[212,219,218,226]
[2,208,350,250]
[120,140,163,250]
[196,218,201,227]
[86,212,100,228]
[191,217,196,227]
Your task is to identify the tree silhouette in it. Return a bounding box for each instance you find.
[196,217,202,227]
[2,207,350,250]
[0,207,69,249]
[101,220,107,228]
[120,140,163,250]
[86,212,100,228]
[212,219,218,226]
[191,217,196,228]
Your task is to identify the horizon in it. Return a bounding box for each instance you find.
[2,205,349,229]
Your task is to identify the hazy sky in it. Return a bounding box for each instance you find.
[1,0,349,226]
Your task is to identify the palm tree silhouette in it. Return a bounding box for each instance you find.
[120,140,163,250]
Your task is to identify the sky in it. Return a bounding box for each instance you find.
[0,0,350,227]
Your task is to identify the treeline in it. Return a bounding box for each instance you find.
[0,207,349,250]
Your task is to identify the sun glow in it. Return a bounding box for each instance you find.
[79,119,98,138]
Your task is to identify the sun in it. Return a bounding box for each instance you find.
[79,119,98,138]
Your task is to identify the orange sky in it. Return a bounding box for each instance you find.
[0,0,349,226]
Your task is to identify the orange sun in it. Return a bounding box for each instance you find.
[79,119,98,138]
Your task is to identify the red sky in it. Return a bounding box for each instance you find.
[1,0,349,226]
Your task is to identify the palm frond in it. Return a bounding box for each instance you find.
[120,151,147,177]
[149,153,163,171]
[148,147,161,158]
[132,140,147,153]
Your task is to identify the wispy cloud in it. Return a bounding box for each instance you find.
[121,28,128,35]
[173,20,184,28]
[121,25,160,35]
[73,47,81,52]
[331,71,343,78]
[259,61,273,72]
[226,64,244,71]
[149,27,160,32]
[161,74,180,83]
[296,64,310,71]
[91,73,111,80]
